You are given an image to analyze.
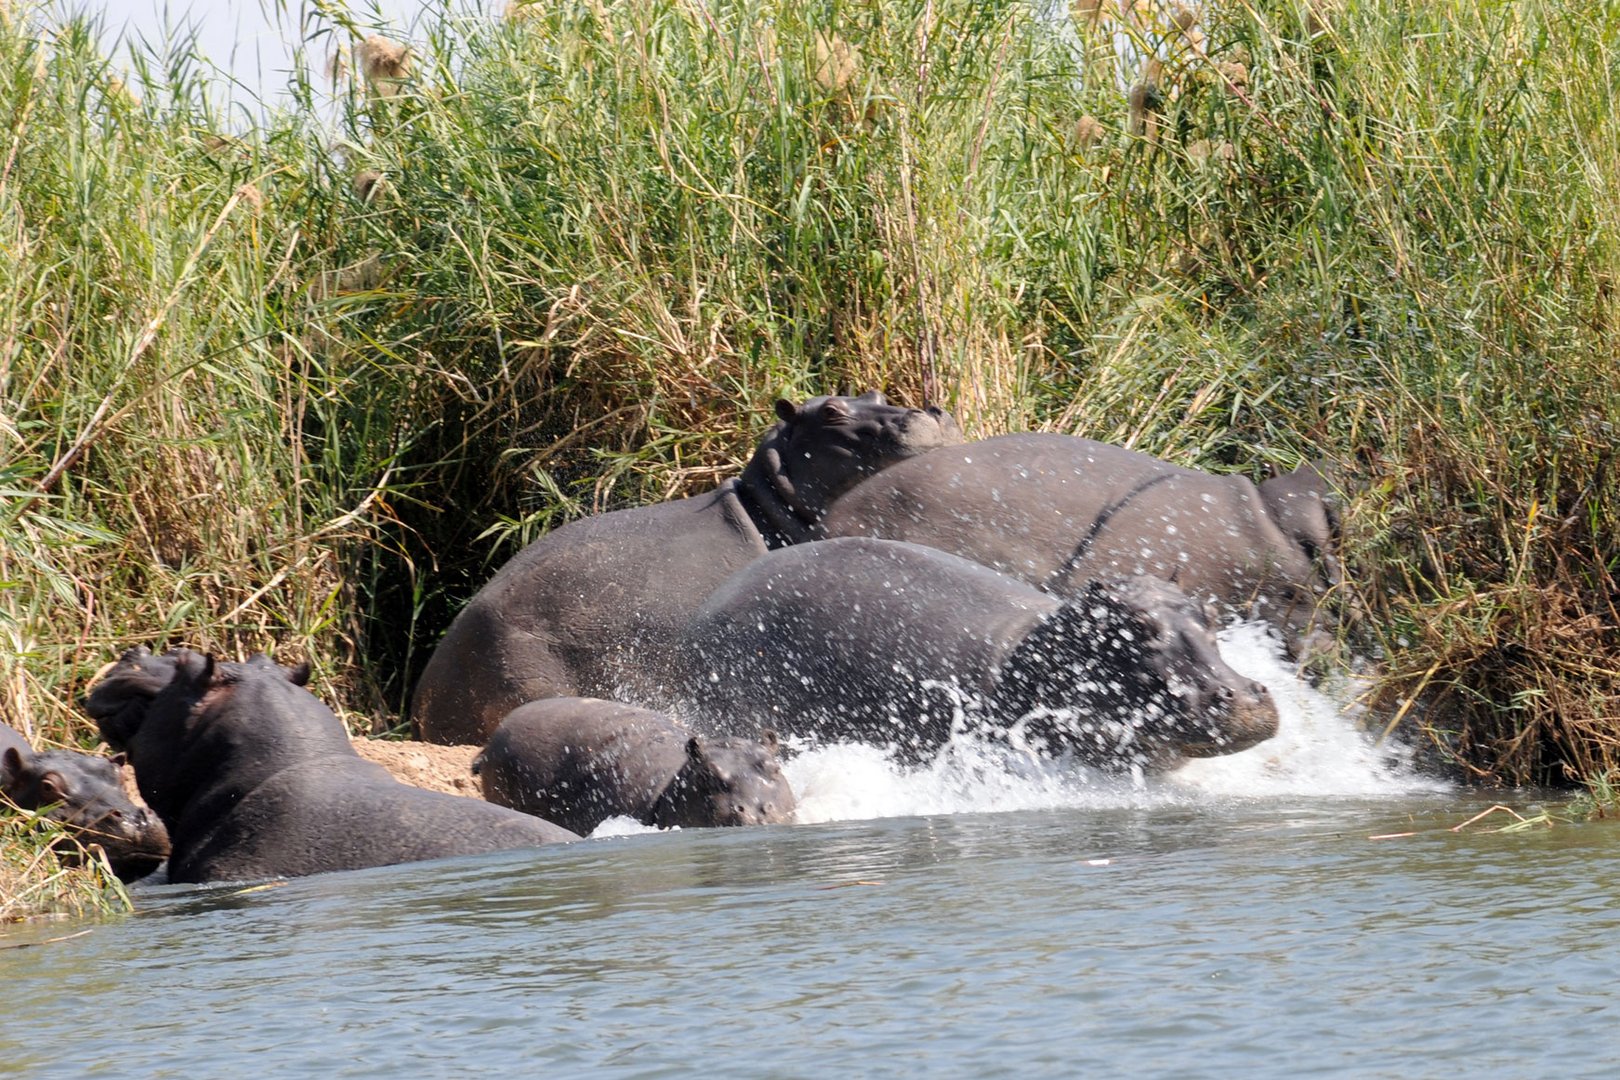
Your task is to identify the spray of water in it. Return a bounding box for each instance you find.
[773,621,1445,826]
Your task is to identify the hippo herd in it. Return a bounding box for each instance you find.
[3,391,1342,889]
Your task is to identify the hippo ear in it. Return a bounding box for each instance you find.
[1,746,24,780]
[686,735,707,763]
[774,398,799,425]
[286,660,312,687]
[109,752,128,768]
[120,644,153,663]
[759,728,780,754]
[179,652,218,689]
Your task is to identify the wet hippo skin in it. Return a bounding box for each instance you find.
[475,697,794,835]
[83,648,579,884]
[823,433,1340,645]
[673,537,1278,770]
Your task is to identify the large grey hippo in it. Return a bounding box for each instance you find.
[413,392,963,744]
[822,433,1339,644]
[474,697,794,836]
[2,721,171,882]
[672,537,1278,770]
[83,647,579,884]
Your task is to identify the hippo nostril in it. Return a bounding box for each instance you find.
[926,405,944,417]
[1215,685,1234,702]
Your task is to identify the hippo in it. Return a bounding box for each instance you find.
[82,647,579,884]
[473,697,795,836]
[821,433,1340,646]
[672,537,1278,770]
[2,722,171,882]
[412,392,963,744]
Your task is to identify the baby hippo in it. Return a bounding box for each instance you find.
[2,723,171,882]
[474,698,795,837]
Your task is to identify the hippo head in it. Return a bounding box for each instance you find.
[81,645,192,750]
[84,647,321,827]
[84,647,311,752]
[1258,462,1342,590]
[740,391,963,544]
[1,745,172,881]
[651,730,796,828]
[993,576,1278,770]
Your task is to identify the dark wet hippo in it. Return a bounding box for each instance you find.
[413,392,963,744]
[673,537,1278,770]
[822,434,1340,644]
[474,697,795,836]
[1,722,171,882]
[82,647,579,884]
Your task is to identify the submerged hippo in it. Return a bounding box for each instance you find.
[474,697,795,836]
[822,434,1340,644]
[673,537,1278,769]
[83,647,579,884]
[1,722,171,882]
[413,392,963,744]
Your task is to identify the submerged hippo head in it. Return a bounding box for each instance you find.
[993,575,1278,770]
[1,744,171,881]
[651,730,796,828]
[741,391,964,544]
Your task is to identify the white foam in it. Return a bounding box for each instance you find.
[1171,622,1447,798]
[780,621,1445,825]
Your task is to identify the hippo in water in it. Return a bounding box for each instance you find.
[83,647,579,884]
[672,537,1278,770]
[474,697,795,836]
[412,392,963,744]
[822,434,1340,647]
[2,722,171,882]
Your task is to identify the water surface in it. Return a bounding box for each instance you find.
[3,629,1610,1077]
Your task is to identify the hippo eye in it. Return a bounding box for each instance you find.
[818,400,853,425]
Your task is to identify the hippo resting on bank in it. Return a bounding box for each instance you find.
[2,721,171,882]
[822,434,1340,646]
[413,392,963,745]
[474,698,794,836]
[83,647,579,884]
[672,538,1278,770]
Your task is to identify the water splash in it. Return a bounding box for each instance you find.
[778,621,1444,825]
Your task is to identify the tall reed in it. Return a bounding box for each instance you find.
[1,0,1616,801]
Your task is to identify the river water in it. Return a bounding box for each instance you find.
[3,627,1615,1077]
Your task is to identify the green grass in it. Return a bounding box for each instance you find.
[1,809,132,921]
[1,0,1618,823]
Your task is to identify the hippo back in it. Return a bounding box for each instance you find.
[476,697,793,835]
[412,392,962,745]
[823,432,1331,637]
[675,537,1061,755]
[674,537,1277,768]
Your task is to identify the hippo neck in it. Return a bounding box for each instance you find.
[990,604,1148,722]
[641,764,699,828]
[735,447,826,548]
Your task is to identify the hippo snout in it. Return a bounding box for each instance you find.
[1183,677,1278,757]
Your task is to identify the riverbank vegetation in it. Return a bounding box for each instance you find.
[2,0,1617,847]
[0,812,131,921]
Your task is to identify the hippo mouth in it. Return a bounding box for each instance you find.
[66,811,173,880]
